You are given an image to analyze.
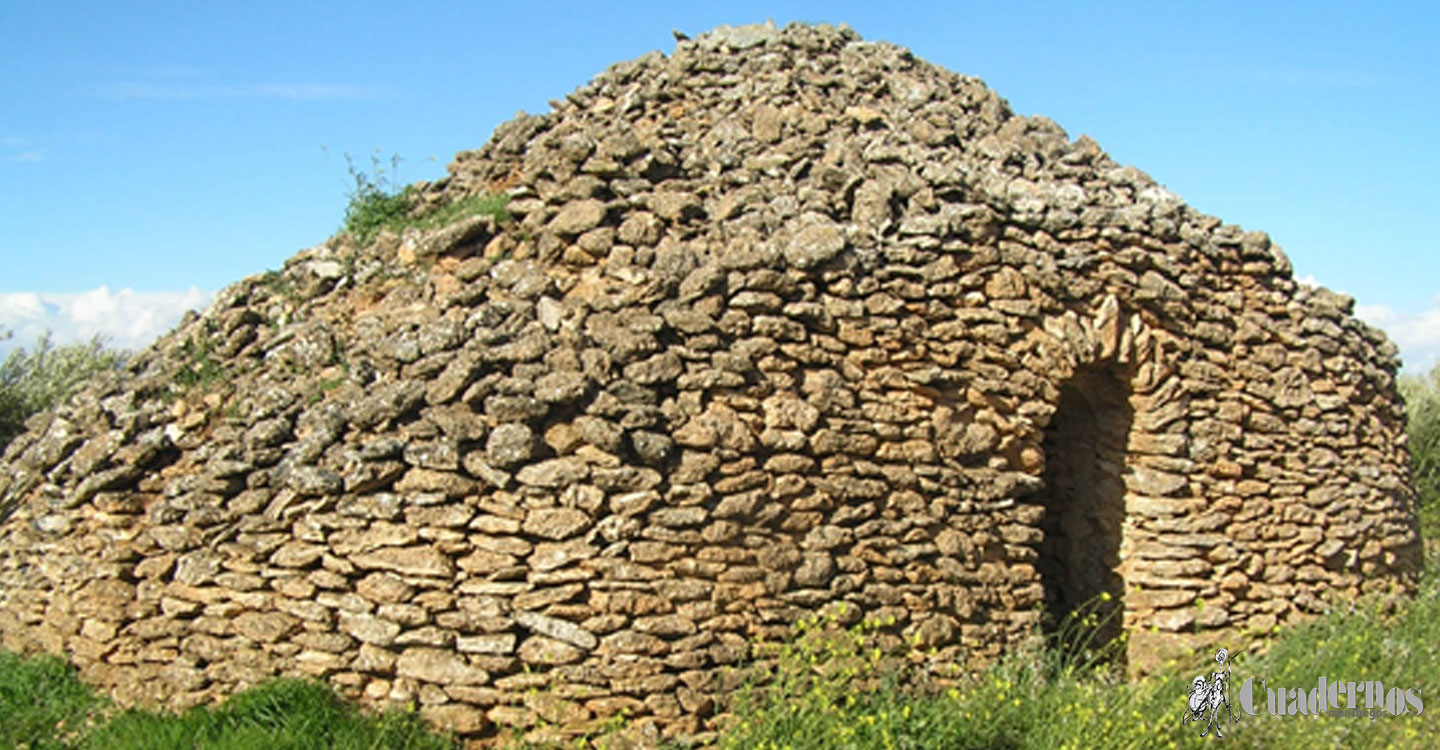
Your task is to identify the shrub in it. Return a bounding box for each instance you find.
[341,152,419,245]
[338,151,510,246]
[1399,365,1440,537]
[0,329,127,450]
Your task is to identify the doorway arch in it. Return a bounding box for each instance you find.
[1035,365,1132,663]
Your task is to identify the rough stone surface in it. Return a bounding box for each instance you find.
[0,21,1420,747]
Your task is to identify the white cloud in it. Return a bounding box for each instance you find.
[104,82,384,101]
[1242,67,1396,89]
[252,83,381,100]
[2,135,45,164]
[1356,294,1440,373]
[0,286,212,355]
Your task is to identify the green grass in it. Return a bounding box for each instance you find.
[79,680,454,750]
[174,326,224,390]
[259,269,298,300]
[0,655,456,750]
[715,549,1440,750]
[341,152,419,245]
[340,152,509,245]
[2,548,1435,750]
[0,651,105,750]
[409,192,511,233]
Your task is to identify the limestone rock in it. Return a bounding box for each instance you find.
[486,423,536,467]
[350,546,455,578]
[339,612,402,646]
[514,610,599,650]
[397,648,489,685]
[549,199,607,235]
[784,222,845,269]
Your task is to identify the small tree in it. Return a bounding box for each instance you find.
[1399,364,1440,537]
[0,329,127,450]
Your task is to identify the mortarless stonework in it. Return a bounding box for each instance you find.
[0,22,1422,744]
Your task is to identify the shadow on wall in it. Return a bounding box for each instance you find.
[1036,365,1133,663]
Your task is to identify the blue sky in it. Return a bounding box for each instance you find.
[2,1,1437,370]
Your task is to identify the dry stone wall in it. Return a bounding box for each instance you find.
[0,22,1422,744]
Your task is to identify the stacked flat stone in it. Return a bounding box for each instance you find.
[0,21,1421,745]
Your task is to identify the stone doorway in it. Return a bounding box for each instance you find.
[1035,366,1132,663]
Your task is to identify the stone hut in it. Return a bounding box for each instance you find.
[0,22,1421,743]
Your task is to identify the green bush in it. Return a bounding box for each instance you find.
[0,329,127,450]
[339,151,510,246]
[341,152,419,245]
[1399,364,1440,538]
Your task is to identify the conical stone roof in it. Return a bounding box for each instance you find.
[0,22,1420,744]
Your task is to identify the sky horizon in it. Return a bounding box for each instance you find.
[2,2,1437,372]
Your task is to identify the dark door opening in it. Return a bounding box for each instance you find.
[1035,366,1131,665]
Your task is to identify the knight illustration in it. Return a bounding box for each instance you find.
[1182,647,1242,738]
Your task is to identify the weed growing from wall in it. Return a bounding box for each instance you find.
[338,151,510,246]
